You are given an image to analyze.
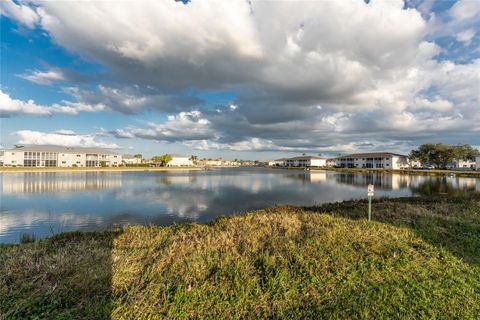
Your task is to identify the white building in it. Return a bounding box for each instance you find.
[1,145,122,167]
[447,158,476,170]
[122,154,142,165]
[284,156,328,167]
[326,158,336,167]
[167,155,193,167]
[268,156,328,167]
[268,158,287,166]
[335,152,410,169]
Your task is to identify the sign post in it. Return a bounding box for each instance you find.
[367,184,374,221]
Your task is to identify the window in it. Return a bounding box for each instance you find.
[62,161,66,164]
[77,154,81,157]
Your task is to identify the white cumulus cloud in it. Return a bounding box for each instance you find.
[14,130,119,149]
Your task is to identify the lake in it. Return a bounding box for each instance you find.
[1,167,479,243]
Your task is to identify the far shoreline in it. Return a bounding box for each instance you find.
[0,166,205,173]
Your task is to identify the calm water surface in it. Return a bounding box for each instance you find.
[1,167,479,243]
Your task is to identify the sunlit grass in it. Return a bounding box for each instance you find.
[1,196,479,319]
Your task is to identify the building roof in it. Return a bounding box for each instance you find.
[335,152,407,159]
[9,145,120,155]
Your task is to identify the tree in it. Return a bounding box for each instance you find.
[409,143,479,169]
[134,154,142,158]
[189,155,198,163]
[451,144,477,161]
[152,154,173,166]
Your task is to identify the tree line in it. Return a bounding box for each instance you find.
[409,143,478,169]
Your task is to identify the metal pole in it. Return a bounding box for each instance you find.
[368,196,372,221]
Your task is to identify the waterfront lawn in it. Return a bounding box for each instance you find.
[1,196,479,319]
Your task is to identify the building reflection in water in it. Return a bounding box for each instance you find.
[292,171,412,190]
[294,171,480,193]
[1,172,123,194]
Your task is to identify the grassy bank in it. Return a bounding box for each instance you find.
[1,196,479,319]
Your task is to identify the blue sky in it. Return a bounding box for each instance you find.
[1,0,479,160]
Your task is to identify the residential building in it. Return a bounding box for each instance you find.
[409,159,422,168]
[283,156,328,167]
[205,159,224,166]
[122,154,142,165]
[167,155,194,166]
[1,145,122,167]
[268,156,328,167]
[447,158,476,170]
[268,158,287,166]
[326,158,336,167]
[335,152,409,169]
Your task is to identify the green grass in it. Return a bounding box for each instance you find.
[1,196,479,319]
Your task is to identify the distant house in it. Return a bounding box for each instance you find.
[122,154,142,165]
[326,158,336,167]
[335,152,409,169]
[1,145,121,167]
[167,155,193,167]
[284,156,327,167]
[268,156,328,167]
[268,158,287,166]
[205,159,224,166]
[447,158,476,170]
[266,156,326,167]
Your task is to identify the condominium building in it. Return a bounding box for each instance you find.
[447,158,476,170]
[167,155,194,166]
[270,156,328,167]
[122,154,143,165]
[1,145,122,167]
[335,152,410,169]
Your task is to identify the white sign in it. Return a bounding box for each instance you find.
[367,184,374,197]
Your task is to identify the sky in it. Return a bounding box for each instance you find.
[0,0,479,160]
